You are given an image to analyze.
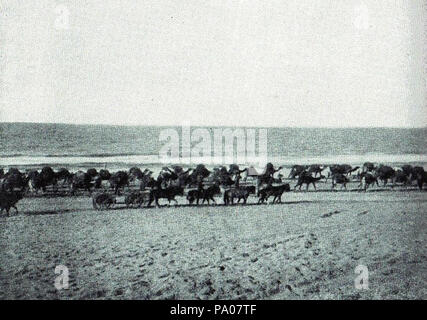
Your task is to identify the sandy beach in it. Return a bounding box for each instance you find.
[1,190,426,300]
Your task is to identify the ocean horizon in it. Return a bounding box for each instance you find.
[1,122,426,170]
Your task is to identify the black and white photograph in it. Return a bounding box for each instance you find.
[0,0,426,307]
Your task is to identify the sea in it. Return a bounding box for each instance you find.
[0,123,426,172]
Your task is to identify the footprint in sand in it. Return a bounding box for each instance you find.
[114,288,124,296]
[321,210,341,218]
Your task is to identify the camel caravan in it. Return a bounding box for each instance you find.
[0,162,426,214]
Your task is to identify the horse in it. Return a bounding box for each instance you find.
[223,187,250,205]
[0,190,23,216]
[268,183,290,203]
[331,173,350,190]
[186,189,203,205]
[200,184,221,205]
[55,168,73,186]
[288,165,307,179]
[92,192,116,210]
[147,186,184,207]
[257,184,290,204]
[295,174,325,191]
[358,172,379,191]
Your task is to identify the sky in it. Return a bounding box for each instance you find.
[0,0,426,127]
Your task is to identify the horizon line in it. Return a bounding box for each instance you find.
[0,121,427,129]
[1,121,426,130]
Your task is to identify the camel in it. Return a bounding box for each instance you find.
[417,172,427,190]
[128,167,146,181]
[288,165,307,179]
[208,166,235,187]
[307,164,325,177]
[1,172,30,192]
[86,168,98,178]
[258,163,283,186]
[374,165,396,187]
[327,164,359,182]
[71,171,94,195]
[392,170,411,186]
[98,169,111,180]
[186,164,211,187]
[109,171,130,195]
[362,162,376,173]
[401,165,425,184]
[55,168,73,186]
[28,167,58,193]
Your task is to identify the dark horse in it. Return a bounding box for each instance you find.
[358,172,379,191]
[0,190,23,216]
[223,187,250,205]
[147,186,184,207]
[268,183,290,203]
[295,175,325,191]
[258,183,290,204]
[187,184,221,205]
[186,189,203,205]
[201,184,221,204]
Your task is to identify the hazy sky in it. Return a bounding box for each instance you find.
[0,0,425,127]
